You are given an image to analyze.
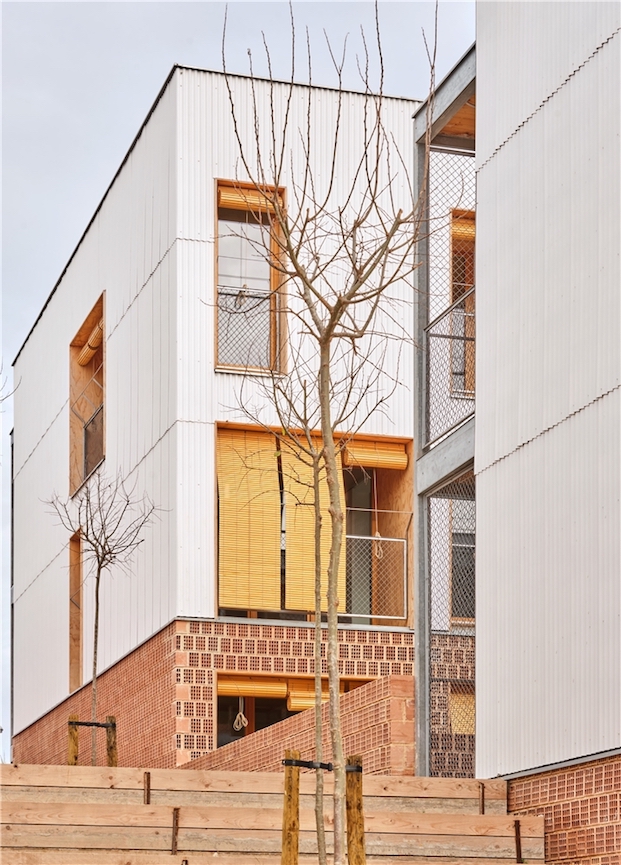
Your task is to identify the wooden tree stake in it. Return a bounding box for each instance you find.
[281,748,300,865]
[106,716,117,767]
[68,715,79,766]
[346,754,366,865]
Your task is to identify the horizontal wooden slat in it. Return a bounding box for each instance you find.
[1,855,543,865]
[1,765,506,801]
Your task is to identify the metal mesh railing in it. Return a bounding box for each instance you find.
[217,288,273,368]
[344,534,407,621]
[425,289,475,445]
[427,470,475,777]
[427,149,476,322]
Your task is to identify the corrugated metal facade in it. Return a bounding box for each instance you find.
[12,69,418,733]
[13,79,180,733]
[475,4,621,776]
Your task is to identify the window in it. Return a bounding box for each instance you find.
[69,532,82,692]
[216,183,284,370]
[216,427,345,614]
[450,210,475,395]
[216,427,410,621]
[70,296,104,492]
[450,497,476,622]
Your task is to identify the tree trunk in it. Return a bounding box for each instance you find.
[313,453,327,865]
[91,566,101,766]
[318,341,346,865]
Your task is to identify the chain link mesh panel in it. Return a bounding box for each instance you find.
[425,148,476,446]
[217,289,273,368]
[426,290,475,444]
[427,149,476,321]
[345,534,407,621]
[428,470,475,777]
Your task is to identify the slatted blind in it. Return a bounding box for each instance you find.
[217,429,281,610]
[342,440,408,471]
[451,213,475,240]
[281,443,346,612]
[218,185,282,213]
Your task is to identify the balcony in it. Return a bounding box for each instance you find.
[425,288,475,447]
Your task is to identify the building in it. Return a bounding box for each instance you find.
[12,68,465,769]
[414,3,620,861]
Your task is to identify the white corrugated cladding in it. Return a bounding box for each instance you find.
[476,0,621,164]
[476,392,620,777]
[174,69,417,615]
[475,3,621,776]
[12,79,179,733]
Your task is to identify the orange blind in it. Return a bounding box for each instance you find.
[449,691,475,735]
[217,676,288,699]
[217,429,281,610]
[342,440,408,471]
[451,213,475,241]
[281,442,346,612]
[218,185,281,213]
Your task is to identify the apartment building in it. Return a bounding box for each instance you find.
[12,68,455,769]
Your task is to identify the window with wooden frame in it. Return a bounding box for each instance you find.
[216,427,345,616]
[69,532,82,692]
[216,182,284,371]
[70,296,105,493]
[450,210,475,395]
[450,496,475,622]
[216,427,410,621]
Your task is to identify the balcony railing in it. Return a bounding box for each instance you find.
[343,514,408,622]
[424,288,475,446]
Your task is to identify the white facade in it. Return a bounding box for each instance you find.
[475,2,621,776]
[12,69,417,734]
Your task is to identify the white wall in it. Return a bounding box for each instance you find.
[174,70,419,616]
[12,80,179,733]
[475,2,621,776]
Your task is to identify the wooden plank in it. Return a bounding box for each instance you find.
[1,802,542,837]
[1,765,506,801]
[0,784,505,814]
[0,852,543,865]
[1,852,543,865]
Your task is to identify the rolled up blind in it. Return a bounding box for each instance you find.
[342,440,408,471]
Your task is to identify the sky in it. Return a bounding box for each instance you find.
[1,0,475,761]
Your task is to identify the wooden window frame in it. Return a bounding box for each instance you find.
[69,295,105,494]
[215,181,286,373]
[450,210,475,397]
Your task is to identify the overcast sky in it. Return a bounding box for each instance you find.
[1,0,475,759]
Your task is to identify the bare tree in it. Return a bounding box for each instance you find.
[49,471,155,765]
[221,7,435,861]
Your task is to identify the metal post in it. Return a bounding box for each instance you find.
[414,137,431,777]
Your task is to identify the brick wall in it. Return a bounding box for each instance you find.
[13,618,473,774]
[508,754,621,865]
[13,623,177,768]
[181,675,415,775]
[172,620,415,766]
[430,633,476,778]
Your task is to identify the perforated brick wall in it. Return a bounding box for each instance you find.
[181,674,415,775]
[172,621,414,766]
[430,633,476,778]
[509,755,621,865]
